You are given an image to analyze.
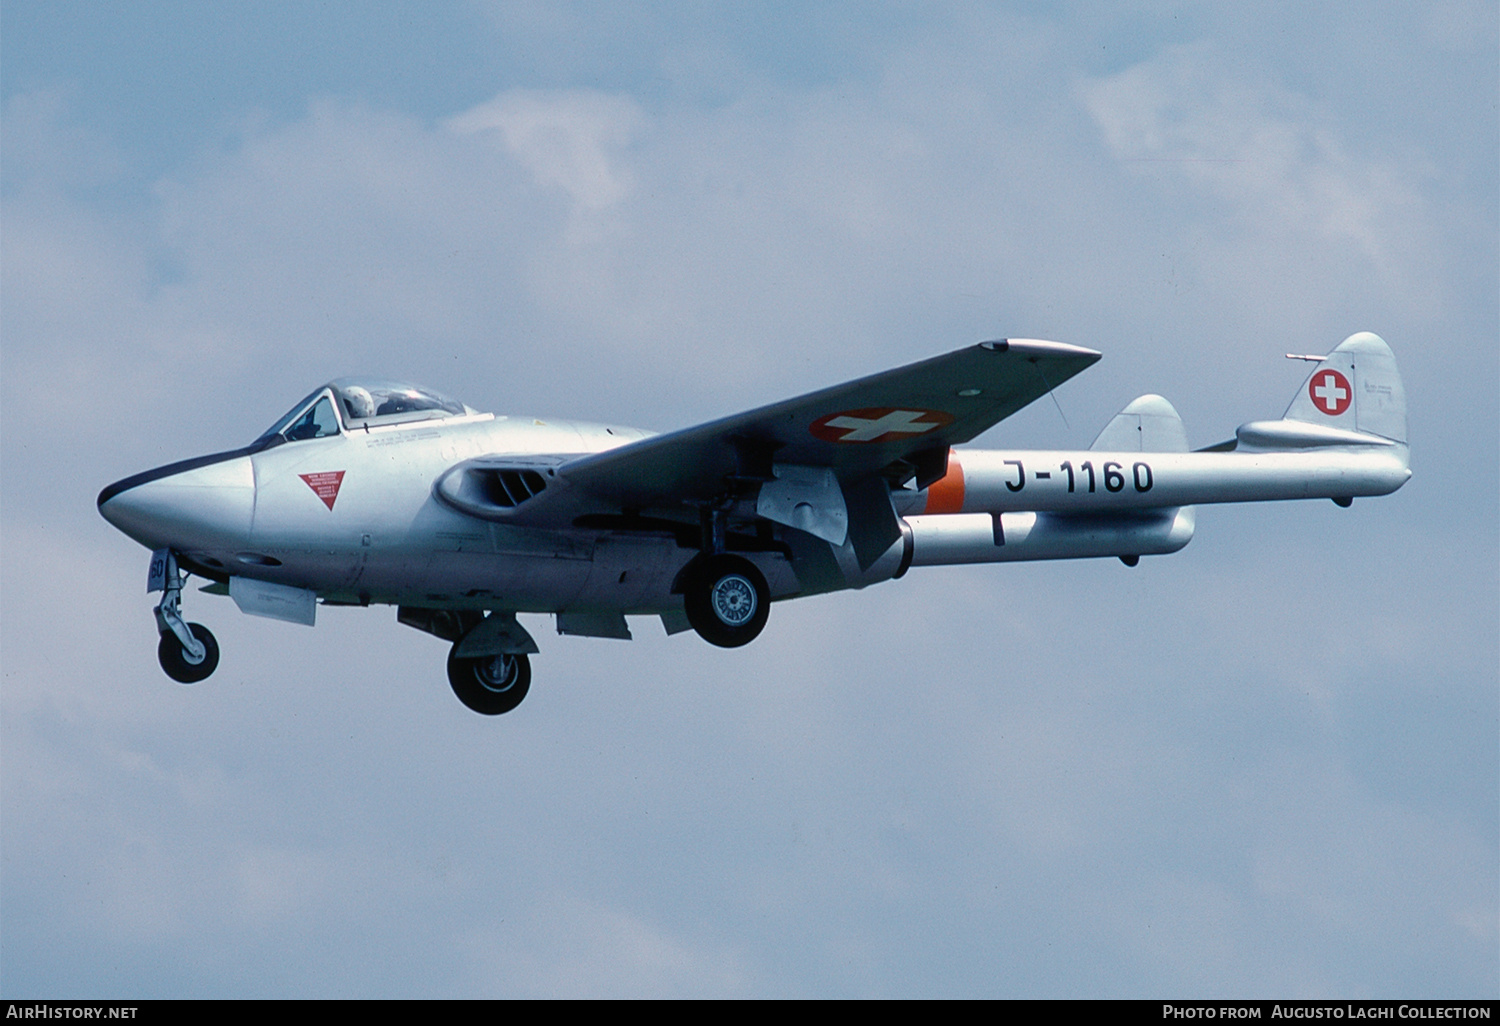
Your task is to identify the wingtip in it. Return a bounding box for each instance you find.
[980,338,1102,360]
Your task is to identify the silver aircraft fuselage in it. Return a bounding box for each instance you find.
[99,413,1409,610]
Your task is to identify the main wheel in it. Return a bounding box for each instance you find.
[157,623,220,684]
[683,554,770,648]
[447,649,531,715]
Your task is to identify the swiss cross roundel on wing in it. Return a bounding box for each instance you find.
[1308,369,1353,416]
[809,407,955,444]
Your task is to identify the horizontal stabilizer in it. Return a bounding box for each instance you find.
[1090,394,1188,452]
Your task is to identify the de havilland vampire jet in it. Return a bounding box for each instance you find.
[99,332,1409,715]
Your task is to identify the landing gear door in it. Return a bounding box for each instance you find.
[147,548,171,593]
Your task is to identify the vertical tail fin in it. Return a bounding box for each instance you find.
[1283,332,1406,444]
[1090,394,1189,452]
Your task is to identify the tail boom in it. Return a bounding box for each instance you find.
[896,445,1409,517]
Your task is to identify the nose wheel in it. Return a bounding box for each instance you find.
[158,623,220,683]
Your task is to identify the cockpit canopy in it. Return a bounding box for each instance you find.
[255,378,475,447]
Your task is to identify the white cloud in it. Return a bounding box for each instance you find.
[1078,45,1433,286]
[446,90,643,212]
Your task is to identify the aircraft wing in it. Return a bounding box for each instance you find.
[561,339,1099,506]
[436,339,1099,568]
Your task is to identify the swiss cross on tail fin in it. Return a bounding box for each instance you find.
[1308,369,1352,416]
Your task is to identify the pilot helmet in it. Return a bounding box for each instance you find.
[341,385,375,419]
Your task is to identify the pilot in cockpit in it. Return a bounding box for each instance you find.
[340,385,375,421]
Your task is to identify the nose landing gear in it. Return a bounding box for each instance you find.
[151,549,220,683]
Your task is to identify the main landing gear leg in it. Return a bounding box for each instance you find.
[153,550,219,683]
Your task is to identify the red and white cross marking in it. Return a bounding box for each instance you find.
[809,407,955,444]
[1308,369,1352,416]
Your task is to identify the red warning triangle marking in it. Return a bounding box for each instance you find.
[299,471,346,510]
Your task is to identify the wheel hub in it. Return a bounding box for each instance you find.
[475,654,518,692]
[710,574,757,626]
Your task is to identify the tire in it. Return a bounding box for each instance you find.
[683,554,770,648]
[447,649,531,715]
[157,623,220,684]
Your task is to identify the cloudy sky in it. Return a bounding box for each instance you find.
[3,1,1495,998]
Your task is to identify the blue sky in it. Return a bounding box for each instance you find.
[3,1,1496,997]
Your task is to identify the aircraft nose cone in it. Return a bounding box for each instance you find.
[99,454,255,551]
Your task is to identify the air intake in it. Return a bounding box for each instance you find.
[486,469,548,507]
[433,455,574,521]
